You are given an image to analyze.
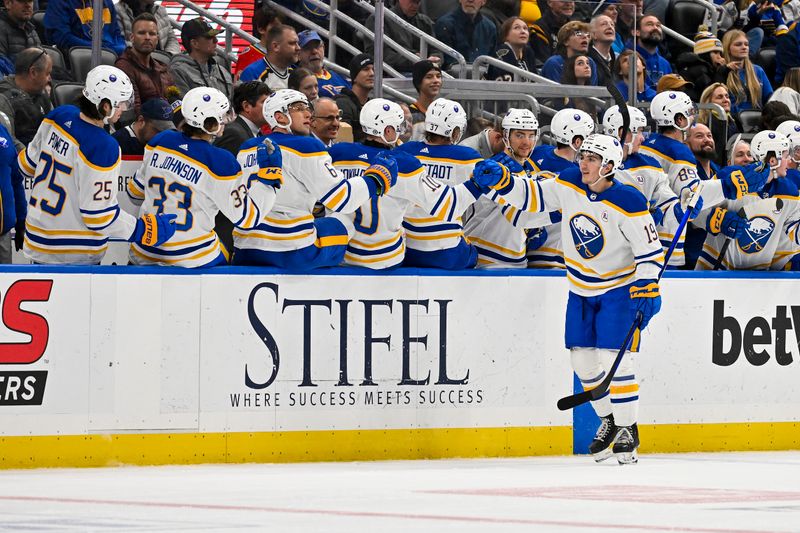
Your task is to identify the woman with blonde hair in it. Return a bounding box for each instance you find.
[721,29,773,112]
[698,82,740,139]
[769,67,800,115]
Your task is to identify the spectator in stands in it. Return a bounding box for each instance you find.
[616,0,640,47]
[486,16,537,81]
[169,18,233,100]
[687,123,719,180]
[235,5,282,74]
[676,32,727,102]
[728,134,754,165]
[614,49,656,101]
[0,0,40,70]
[631,15,671,88]
[365,0,440,72]
[240,24,299,89]
[214,81,270,155]
[116,0,179,55]
[0,48,53,150]
[44,0,126,57]
[589,14,617,86]
[112,97,174,156]
[310,96,341,147]
[744,0,786,53]
[781,0,800,25]
[559,54,597,116]
[409,59,442,124]
[296,30,351,99]
[759,100,794,129]
[336,53,374,142]
[699,82,741,139]
[542,21,599,84]
[721,29,773,111]
[595,0,625,54]
[529,0,576,70]
[289,67,320,105]
[459,120,504,158]
[115,13,175,115]
[435,0,497,67]
[398,102,413,143]
[770,66,800,114]
[656,74,693,94]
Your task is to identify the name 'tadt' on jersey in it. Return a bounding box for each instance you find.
[493,166,665,296]
[20,106,136,265]
[394,141,482,252]
[127,130,272,267]
[329,143,481,269]
[234,132,372,253]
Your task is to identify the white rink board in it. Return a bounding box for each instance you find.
[0,269,798,440]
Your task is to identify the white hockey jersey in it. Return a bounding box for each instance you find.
[329,142,482,269]
[20,106,136,265]
[617,152,685,266]
[393,141,482,252]
[234,132,374,253]
[696,178,800,270]
[492,166,665,296]
[127,130,273,267]
[463,159,553,268]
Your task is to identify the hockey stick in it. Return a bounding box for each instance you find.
[557,186,703,411]
[713,199,782,270]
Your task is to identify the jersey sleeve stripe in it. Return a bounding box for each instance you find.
[18,149,36,175]
[281,145,327,158]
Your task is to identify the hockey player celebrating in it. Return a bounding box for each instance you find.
[527,108,595,268]
[394,98,483,269]
[602,105,698,267]
[463,108,554,267]
[328,98,486,269]
[128,87,281,267]
[474,133,665,464]
[696,130,800,270]
[233,89,397,268]
[20,65,177,264]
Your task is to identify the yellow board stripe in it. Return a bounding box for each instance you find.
[0,426,572,469]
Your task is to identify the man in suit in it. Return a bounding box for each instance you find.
[214,80,270,155]
[213,80,270,253]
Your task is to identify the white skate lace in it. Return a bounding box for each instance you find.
[616,427,632,445]
[596,418,611,440]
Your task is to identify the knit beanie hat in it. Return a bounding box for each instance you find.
[694,30,723,55]
[412,59,441,92]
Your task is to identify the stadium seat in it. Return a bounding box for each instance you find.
[51,82,84,107]
[665,0,707,57]
[150,50,172,67]
[755,47,777,86]
[31,11,45,42]
[737,110,762,133]
[68,47,118,82]
[42,46,65,71]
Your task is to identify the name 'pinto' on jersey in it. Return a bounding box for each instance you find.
[20,106,137,264]
[393,141,482,253]
[492,166,665,296]
[329,143,482,269]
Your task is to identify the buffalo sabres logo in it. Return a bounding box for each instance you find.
[737,216,775,254]
[569,214,604,259]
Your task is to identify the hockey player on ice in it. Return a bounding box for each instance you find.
[232,89,397,269]
[394,98,483,269]
[328,98,485,269]
[462,108,555,268]
[128,87,282,267]
[474,133,665,463]
[526,108,595,268]
[21,65,177,265]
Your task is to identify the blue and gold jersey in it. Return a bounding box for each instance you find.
[20,105,137,264]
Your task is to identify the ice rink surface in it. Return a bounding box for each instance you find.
[1,452,800,532]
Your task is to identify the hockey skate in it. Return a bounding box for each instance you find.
[588,414,618,462]
[613,424,640,465]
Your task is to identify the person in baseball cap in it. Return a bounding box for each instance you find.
[298,29,322,49]
[181,18,221,51]
[113,98,174,156]
[656,73,694,94]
